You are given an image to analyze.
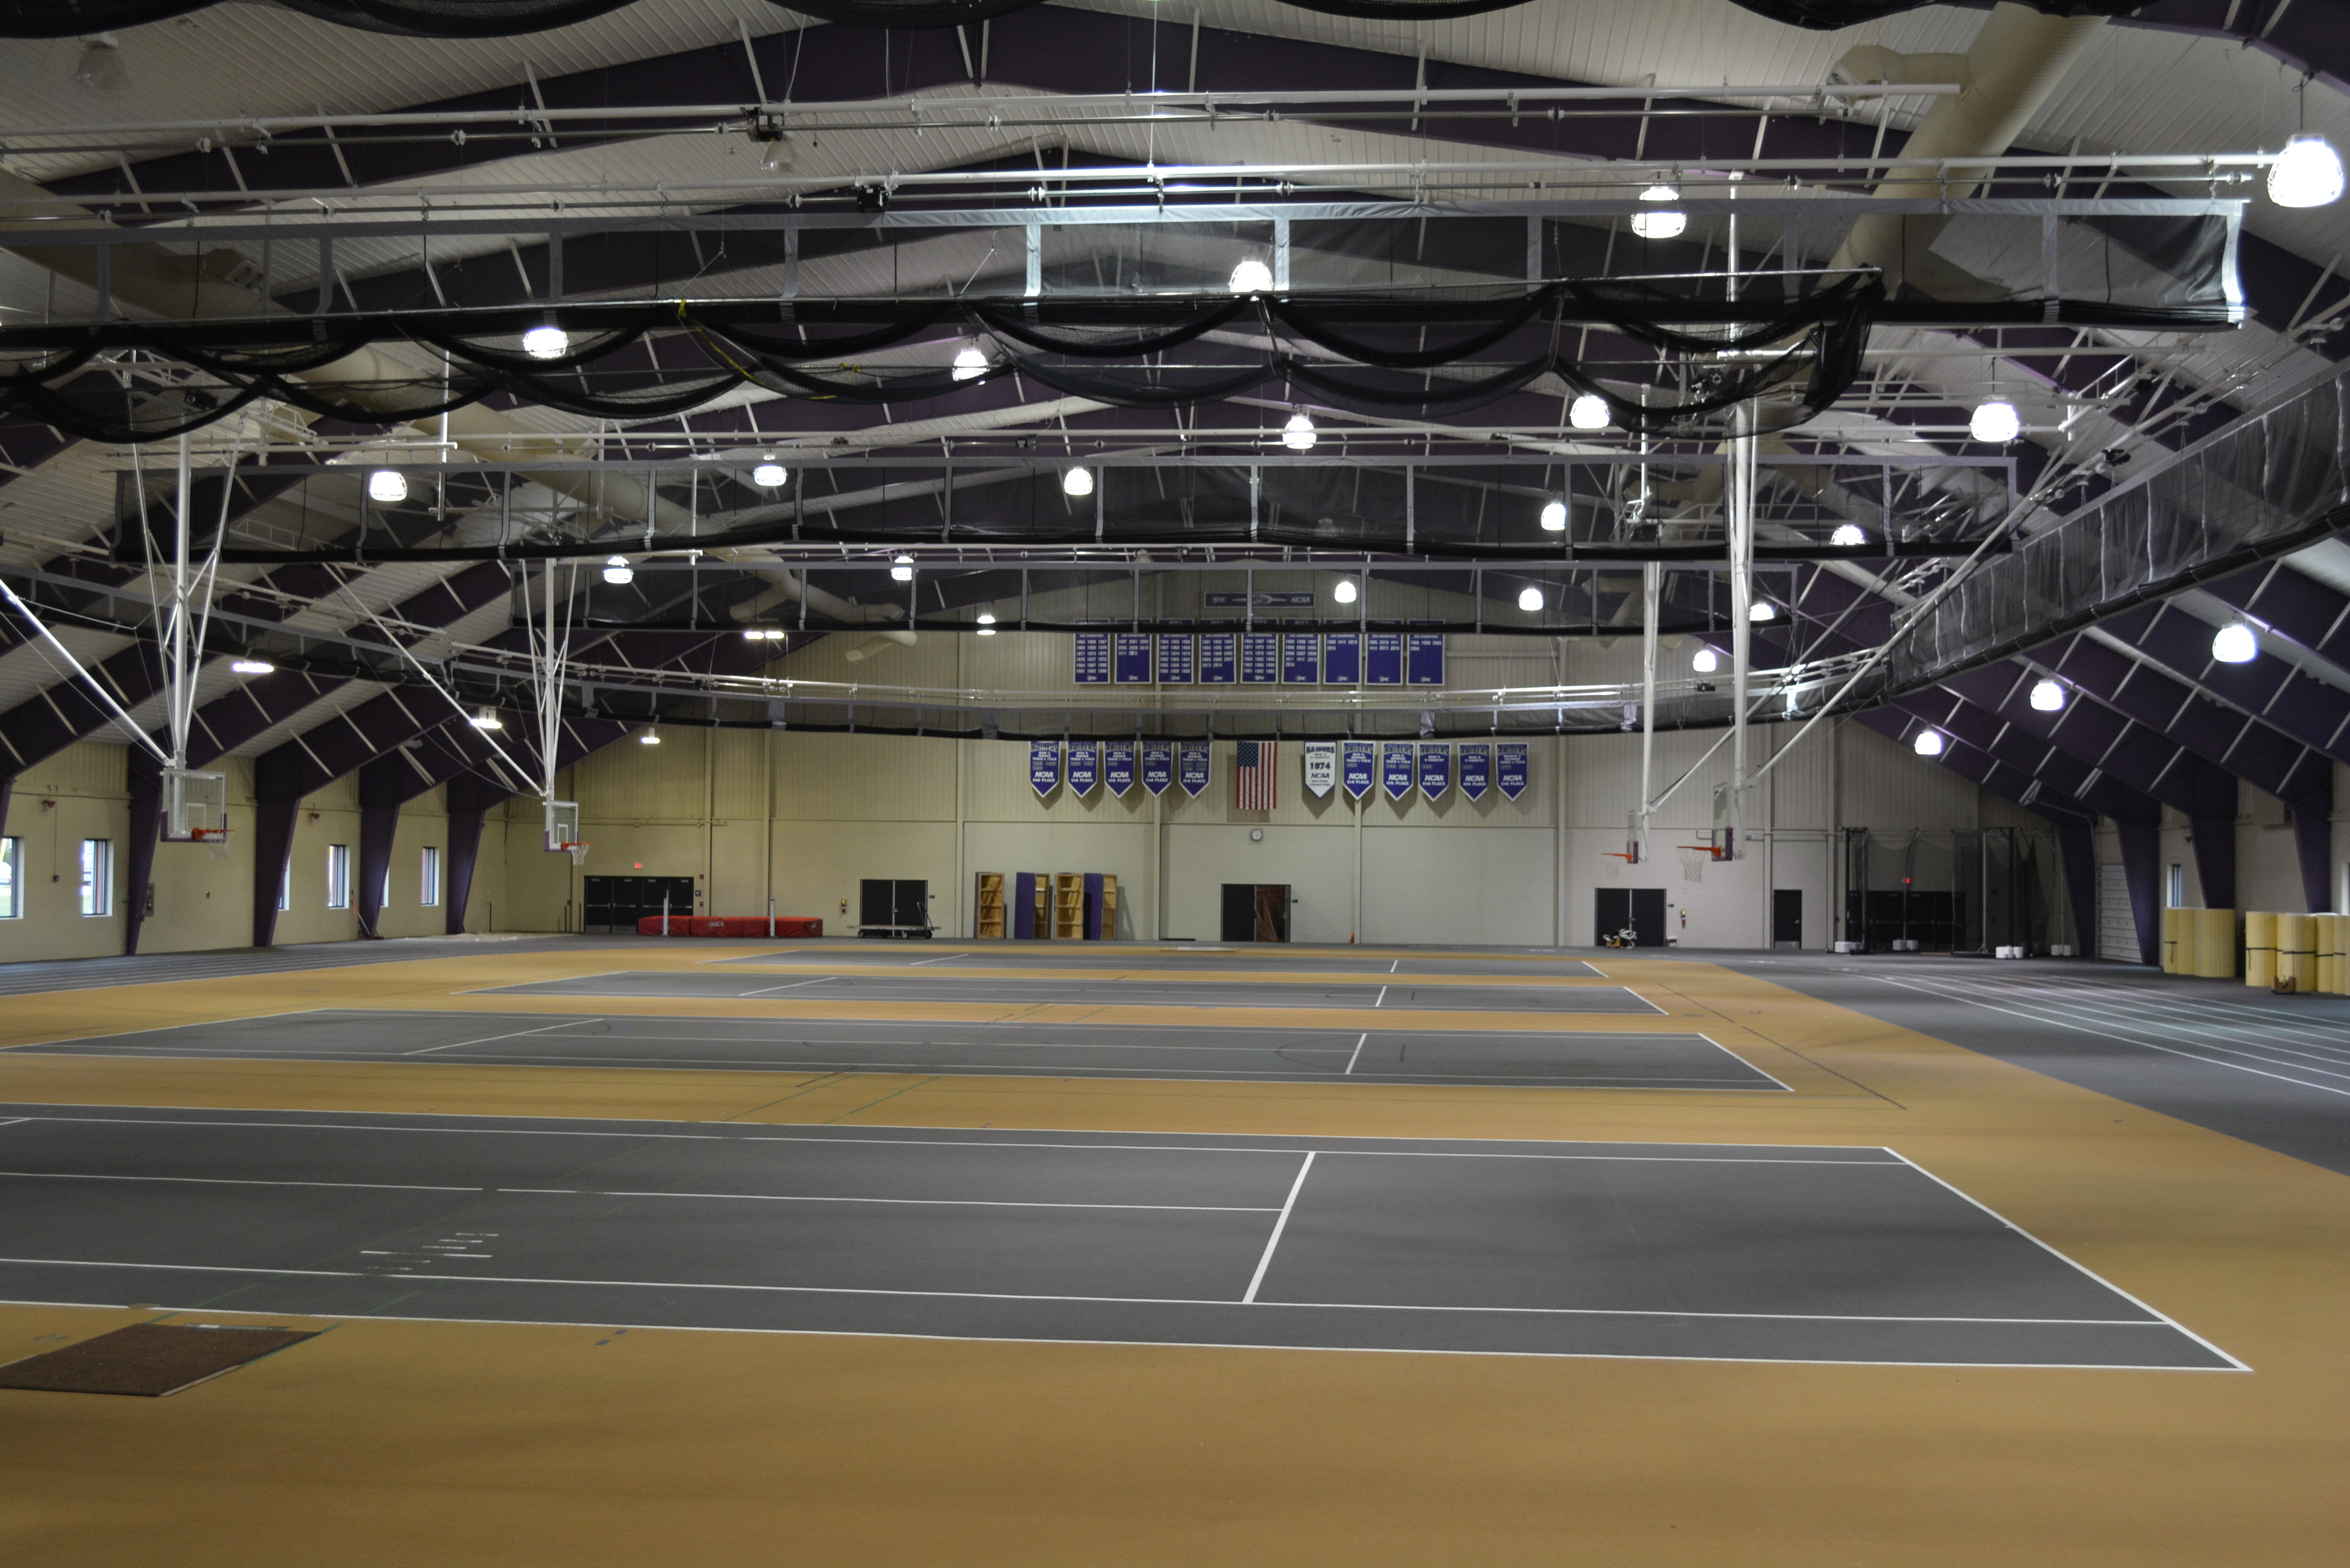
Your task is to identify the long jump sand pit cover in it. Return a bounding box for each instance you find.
[0,1322,316,1396]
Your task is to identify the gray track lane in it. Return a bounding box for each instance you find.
[710,948,1606,978]
[0,1108,2231,1367]
[8,1010,1782,1090]
[478,971,1661,1013]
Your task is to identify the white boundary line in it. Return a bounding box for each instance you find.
[1242,1152,1315,1303]
[1344,1032,1369,1074]
[404,1019,602,1057]
[0,1295,2243,1371]
[1880,1148,2251,1372]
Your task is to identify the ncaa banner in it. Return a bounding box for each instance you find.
[1029,740,1061,797]
[1178,740,1212,797]
[1496,742,1530,800]
[1380,740,1416,801]
[1458,742,1491,801]
[1103,739,1136,796]
[1141,739,1174,795]
[1418,742,1452,799]
[1341,740,1376,800]
[1300,740,1338,798]
[1065,739,1100,794]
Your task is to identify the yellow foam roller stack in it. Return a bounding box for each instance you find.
[2324,913,2346,994]
[2192,908,2236,978]
[2278,913,2317,991]
[2246,910,2277,988]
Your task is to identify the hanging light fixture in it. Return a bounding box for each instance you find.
[975,612,998,636]
[522,324,569,361]
[602,555,634,586]
[1969,399,2021,443]
[638,730,661,746]
[1830,523,1868,547]
[1062,466,1094,498]
[1568,393,1610,431]
[2212,621,2259,663]
[1539,499,1569,532]
[1691,647,1720,674]
[952,344,988,382]
[1517,585,1545,613]
[1913,729,1945,757]
[742,628,787,641]
[1228,257,1274,294]
[469,707,503,731]
[2030,677,2066,711]
[1333,578,1358,605]
[367,469,408,503]
[229,658,274,675]
[73,35,127,94]
[2268,134,2345,209]
[1749,601,1777,621]
[751,460,787,488]
[1630,185,1686,241]
[1282,411,1317,451]
[890,554,915,583]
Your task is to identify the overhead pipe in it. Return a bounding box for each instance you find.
[0,168,895,629]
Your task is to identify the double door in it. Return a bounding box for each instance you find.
[1221,884,1291,943]
[583,875,697,934]
[1594,888,1666,947]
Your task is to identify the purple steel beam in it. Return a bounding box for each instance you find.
[355,800,400,939]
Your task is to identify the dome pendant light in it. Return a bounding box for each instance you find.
[975,612,998,636]
[1228,257,1274,295]
[890,554,915,583]
[1913,729,1945,757]
[1332,578,1358,605]
[1062,466,1094,498]
[751,460,787,488]
[1539,499,1569,532]
[1517,585,1545,613]
[952,344,988,382]
[367,469,408,503]
[1630,184,1686,241]
[1568,393,1610,431]
[2269,134,2345,209]
[1970,399,2021,444]
[1282,411,1318,452]
[522,324,569,360]
[602,555,634,586]
[2029,677,2065,711]
[1691,647,1719,674]
[2212,621,2258,663]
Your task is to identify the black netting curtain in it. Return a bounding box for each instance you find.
[0,0,2146,38]
[1,278,1885,444]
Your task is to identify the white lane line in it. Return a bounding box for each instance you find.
[743,978,838,997]
[1390,960,1401,974]
[1870,976,2350,1099]
[909,954,960,966]
[578,1189,1282,1213]
[1373,986,1390,1009]
[1242,1151,1316,1304]
[0,1169,481,1193]
[0,1255,2191,1329]
[1343,1033,1369,1075]
[1912,982,2350,1073]
[405,1019,601,1057]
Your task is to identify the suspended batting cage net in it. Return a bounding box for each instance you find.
[1840,828,2067,955]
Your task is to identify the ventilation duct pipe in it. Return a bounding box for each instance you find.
[0,170,894,627]
[840,629,919,662]
[1830,4,2107,300]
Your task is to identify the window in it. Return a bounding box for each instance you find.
[278,859,291,912]
[0,837,20,919]
[420,845,442,907]
[326,844,351,910]
[2166,863,2186,908]
[79,838,112,917]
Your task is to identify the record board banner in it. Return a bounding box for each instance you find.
[1366,632,1404,686]
[1418,742,1451,799]
[1141,739,1174,796]
[1496,742,1530,800]
[1065,740,1099,794]
[1157,632,1195,684]
[1381,740,1416,801]
[1178,740,1212,797]
[1301,740,1338,798]
[1240,629,1280,684]
[1458,743,1491,801]
[1406,631,1446,685]
[1198,628,1237,684]
[1342,740,1376,800]
[1073,631,1111,684]
[1112,633,1154,684]
[1103,740,1136,796]
[1323,631,1361,685]
[1029,740,1061,797]
[1282,630,1321,684]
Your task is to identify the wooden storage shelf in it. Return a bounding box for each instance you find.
[1052,873,1087,940]
[973,872,1007,940]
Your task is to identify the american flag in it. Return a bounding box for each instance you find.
[1234,740,1277,811]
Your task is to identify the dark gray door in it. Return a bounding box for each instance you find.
[1772,889,1803,947]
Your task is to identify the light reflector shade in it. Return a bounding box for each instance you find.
[2268,135,2344,209]
[2029,677,2066,711]
[952,345,988,382]
[1969,399,2021,443]
[522,325,569,360]
[2212,621,2259,663]
[1691,647,1719,673]
[601,555,633,585]
[1913,730,1945,757]
[1282,411,1317,451]
[1568,394,1610,430]
[1228,258,1273,294]
[1830,523,1867,547]
[367,469,407,503]
[229,659,273,675]
[1539,499,1568,532]
[752,462,787,488]
[975,612,997,635]
[1517,586,1544,612]
[1630,185,1686,240]
[1332,579,1358,604]
[890,554,915,582]
[1062,467,1094,498]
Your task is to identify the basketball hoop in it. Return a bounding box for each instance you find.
[562,841,589,868]
[161,768,229,845]
[1676,845,1717,883]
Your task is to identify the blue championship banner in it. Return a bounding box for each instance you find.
[1322,630,1361,684]
[1457,742,1491,801]
[1366,631,1404,685]
[1112,633,1154,683]
[1103,739,1136,796]
[1178,739,1212,796]
[1141,739,1174,795]
[1281,629,1320,684]
[1496,742,1530,800]
[1380,740,1416,801]
[1418,742,1451,799]
[1065,739,1099,794]
[1342,739,1376,799]
[1198,627,1237,684]
[1029,740,1061,797]
[1406,630,1446,685]
[1239,629,1280,683]
[1157,631,1195,684]
[1073,631,1111,684]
